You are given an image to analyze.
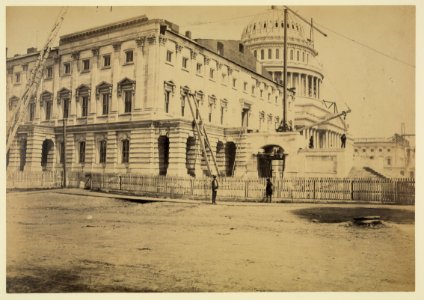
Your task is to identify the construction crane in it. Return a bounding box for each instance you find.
[296,108,352,133]
[6,7,68,153]
[184,90,220,177]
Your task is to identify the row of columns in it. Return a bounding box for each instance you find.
[269,71,321,99]
[303,128,344,149]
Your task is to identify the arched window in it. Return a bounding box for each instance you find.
[290,49,293,60]
[261,49,264,60]
[254,50,257,58]
[268,49,272,59]
[122,139,130,163]
[99,139,107,164]
[276,49,280,59]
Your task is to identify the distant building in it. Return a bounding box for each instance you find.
[6,9,353,178]
[353,134,415,178]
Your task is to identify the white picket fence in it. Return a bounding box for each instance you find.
[7,171,415,204]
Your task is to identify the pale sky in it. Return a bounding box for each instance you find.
[5,3,416,138]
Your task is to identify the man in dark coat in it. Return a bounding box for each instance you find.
[211,175,219,204]
[265,178,273,203]
[341,133,347,148]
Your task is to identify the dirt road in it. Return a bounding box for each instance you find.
[6,190,414,292]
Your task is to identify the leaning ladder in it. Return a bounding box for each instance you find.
[6,7,68,152]
[185,93,220,176]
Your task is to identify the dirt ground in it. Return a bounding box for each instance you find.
[6,189,415,292]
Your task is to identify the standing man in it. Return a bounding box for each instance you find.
[341,133,347,148]
[309,136,314,149]
[211,175,219,204]
[265,178,273,203]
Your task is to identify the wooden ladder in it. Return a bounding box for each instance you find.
[185,92,220,177]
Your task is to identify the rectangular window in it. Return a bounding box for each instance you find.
[64,63,71,74]
[276,49,280,59]
[182,57,189,69]
[46,67,53,79]
[220,107,224,125]
[99,140,107,163]
[82,96,89,117]
[19,139,27,171]
[63,98,70,119]
[268,49,272,59]
[243,82,248,91]
[251,86,255,95]
[102,94,109,115]
[82,59,90,71]
[242,108,249,127]
[125,50,134,63]
[124,91,132,113]
[210,68,214,79]
[122,140,130,163]
[233,78,237,88]
[260,90,263,97]
[196,63,202,74]
[261,49,264,60]
[79,141,86,163]
[208,104,212,123]
[195,100,200,119]
[166,50,173,63]
[165,91,170,113]
[15,73,20,83]
[45,101,52,120]
[103,55,111,67]
[29,102,35,121]
[59,142,64,164]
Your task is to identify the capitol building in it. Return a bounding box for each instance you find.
[6,7,352,178]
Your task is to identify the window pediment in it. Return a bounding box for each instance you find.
[8,96,19,110]
[117,78,136,96]
[56,88,71,105]
[164,80,176,95]
[96,81,113,99]
[75,84,91,101]
[208,95,217,107]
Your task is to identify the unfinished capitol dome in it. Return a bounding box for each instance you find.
[241,6,323,103]
[241,6,348,151]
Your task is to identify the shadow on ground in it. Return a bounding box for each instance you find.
[6,267,156,293]
[293,207,414,224]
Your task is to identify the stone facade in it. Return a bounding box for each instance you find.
[7,16,302,178]
[353,135,415,178]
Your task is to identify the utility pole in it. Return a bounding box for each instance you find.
[282,8,288,127]
[280,6,327,131]
[63,117,67,188]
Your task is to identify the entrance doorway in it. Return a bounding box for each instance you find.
[257,145,285,178]
[41,139,54,171]
[225,142,236,176]
[158,136,170,176]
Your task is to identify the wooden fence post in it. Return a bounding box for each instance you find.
[350,180,354,200]
[313,179,316,200]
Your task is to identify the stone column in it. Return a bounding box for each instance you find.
[85,132,95,172]
[111,42,121,118]
[305,75,308,97]
[106,131,117,171]
[317,79,320,99]
[25,132,43,171]
[70,52,79,123]
[89,48,98,122]
[167,128,189,177]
